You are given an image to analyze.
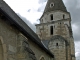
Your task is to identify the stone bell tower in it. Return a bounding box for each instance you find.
[36,0,76,60]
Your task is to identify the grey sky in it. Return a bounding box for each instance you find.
[17,13,36,32]
[63,0,80,42]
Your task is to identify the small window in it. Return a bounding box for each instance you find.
[56,43,58,46]
[50,3,54,7]
[63,14,65,19]
[51,4,53,6]
[50,26,53,35]
[50,14,53,20]
[60,22,61,24]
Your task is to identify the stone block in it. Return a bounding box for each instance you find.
[8,45,16,53]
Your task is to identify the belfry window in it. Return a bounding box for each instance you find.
[56,43,58,46]
[60,22,61,24]
[50,14,53,20]
[63,14,65,19]
[50,26,53,35]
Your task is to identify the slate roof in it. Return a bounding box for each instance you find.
[42,35,69,49]
[0,0,54,57]
[42,40,49,48]
[44,0,67,13]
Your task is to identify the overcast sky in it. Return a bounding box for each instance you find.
[4,0,80,60]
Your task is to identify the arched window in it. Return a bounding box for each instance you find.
[50,26,53,35]
[56,43,58,46]
[50,14,53,20]
[40,56,45,60]
[40,57,45,60]
[63,14,65,19]
[60,22,61,24]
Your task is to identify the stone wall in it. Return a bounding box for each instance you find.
[48,36,67,60]
[17,33,53,60]
[36,11,71,40]
[36,19,71,40]
[0,17,18,60]
[0,16,53,60]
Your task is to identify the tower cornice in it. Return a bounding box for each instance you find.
[36,18,71,26]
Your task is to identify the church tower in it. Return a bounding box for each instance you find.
[36,0,75,60]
